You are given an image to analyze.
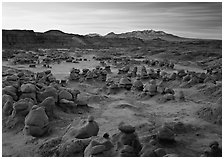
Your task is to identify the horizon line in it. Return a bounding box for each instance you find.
[2,28,222,40]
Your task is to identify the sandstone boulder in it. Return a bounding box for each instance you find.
[24,106,49,137]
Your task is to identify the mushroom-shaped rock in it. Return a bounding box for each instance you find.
[3,100,14,116]
[5,69,16,75]
[2,94,13,107]
[122,66,130,72]
[75,116,99,139]
[132,78,143,91]
[204,75,215,83]
[154,148,167,157]
[148,68,154,75]
[160,71,167,77]
[132,67,138,73]
[105,66,111,73]
[127,72,132,78]
[70,73,80,81]
[119,77,132,90]
[86,71,93,80]
[12,98,34,117]
[157,125,175,142]
[82,68,89,74]
[149,139,157,146]
[63,116,99,140]
[140,72,149,79]
[118,132,142,156]
[59,90,73,101]
[39,97,55,119]
[141,66,147,73]
[176,90,185,101]
[67,89,80,101]
[169,63,175,69]
[118,123,136,134]
[37,86,58,102]
[20,83,36,93]
[164,87,175,95]
[108,83,120,94]
[37,72,46,79]
[84,137,115,157]
[177,69,186,78]
[59,99,77,110]
[47,75,56,82]
[143,83,157,96]
[2,86,18,101]
[169,73,177,80]
[157,85,165,94]
[198,73,206,82]
[19,92,37,104]
[44,70,51,75]
[188,76,199,85]
[117,123,142,155]
[17,72,25,78]
[173,121,186,133]
[119,145,137,157]
[182,75,191,82]
[48,82,60,90]
[24,106,49,137]
[163,93,175,101]
[6,75,18,81]
[149,79,156,85]
[58,138,91,157]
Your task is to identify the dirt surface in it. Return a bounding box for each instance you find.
[2,53,222,157]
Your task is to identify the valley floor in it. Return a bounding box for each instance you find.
[2,53,222,157]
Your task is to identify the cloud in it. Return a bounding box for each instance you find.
[2,2,222,39]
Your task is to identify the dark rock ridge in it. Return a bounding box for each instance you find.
[3,30,37,48]
[2,29,145,49]
[2,29,221,49]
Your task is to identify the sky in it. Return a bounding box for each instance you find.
[2,2,222,39]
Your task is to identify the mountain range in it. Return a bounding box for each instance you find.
[104,30,187,41]
[2,29,216,49]
[41,29,187,41]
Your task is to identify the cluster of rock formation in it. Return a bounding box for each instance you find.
[2,68,83,137]
[38,119,184,157]
[145,59,175,69]
[69,66,109,82]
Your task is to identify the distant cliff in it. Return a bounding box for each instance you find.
[2,29,146,49]
[3,29,219,50]
[3,30,37,48]
[2,29,86,49]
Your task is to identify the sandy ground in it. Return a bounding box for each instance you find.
[2,54,221,157]
[2,54,99,80]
